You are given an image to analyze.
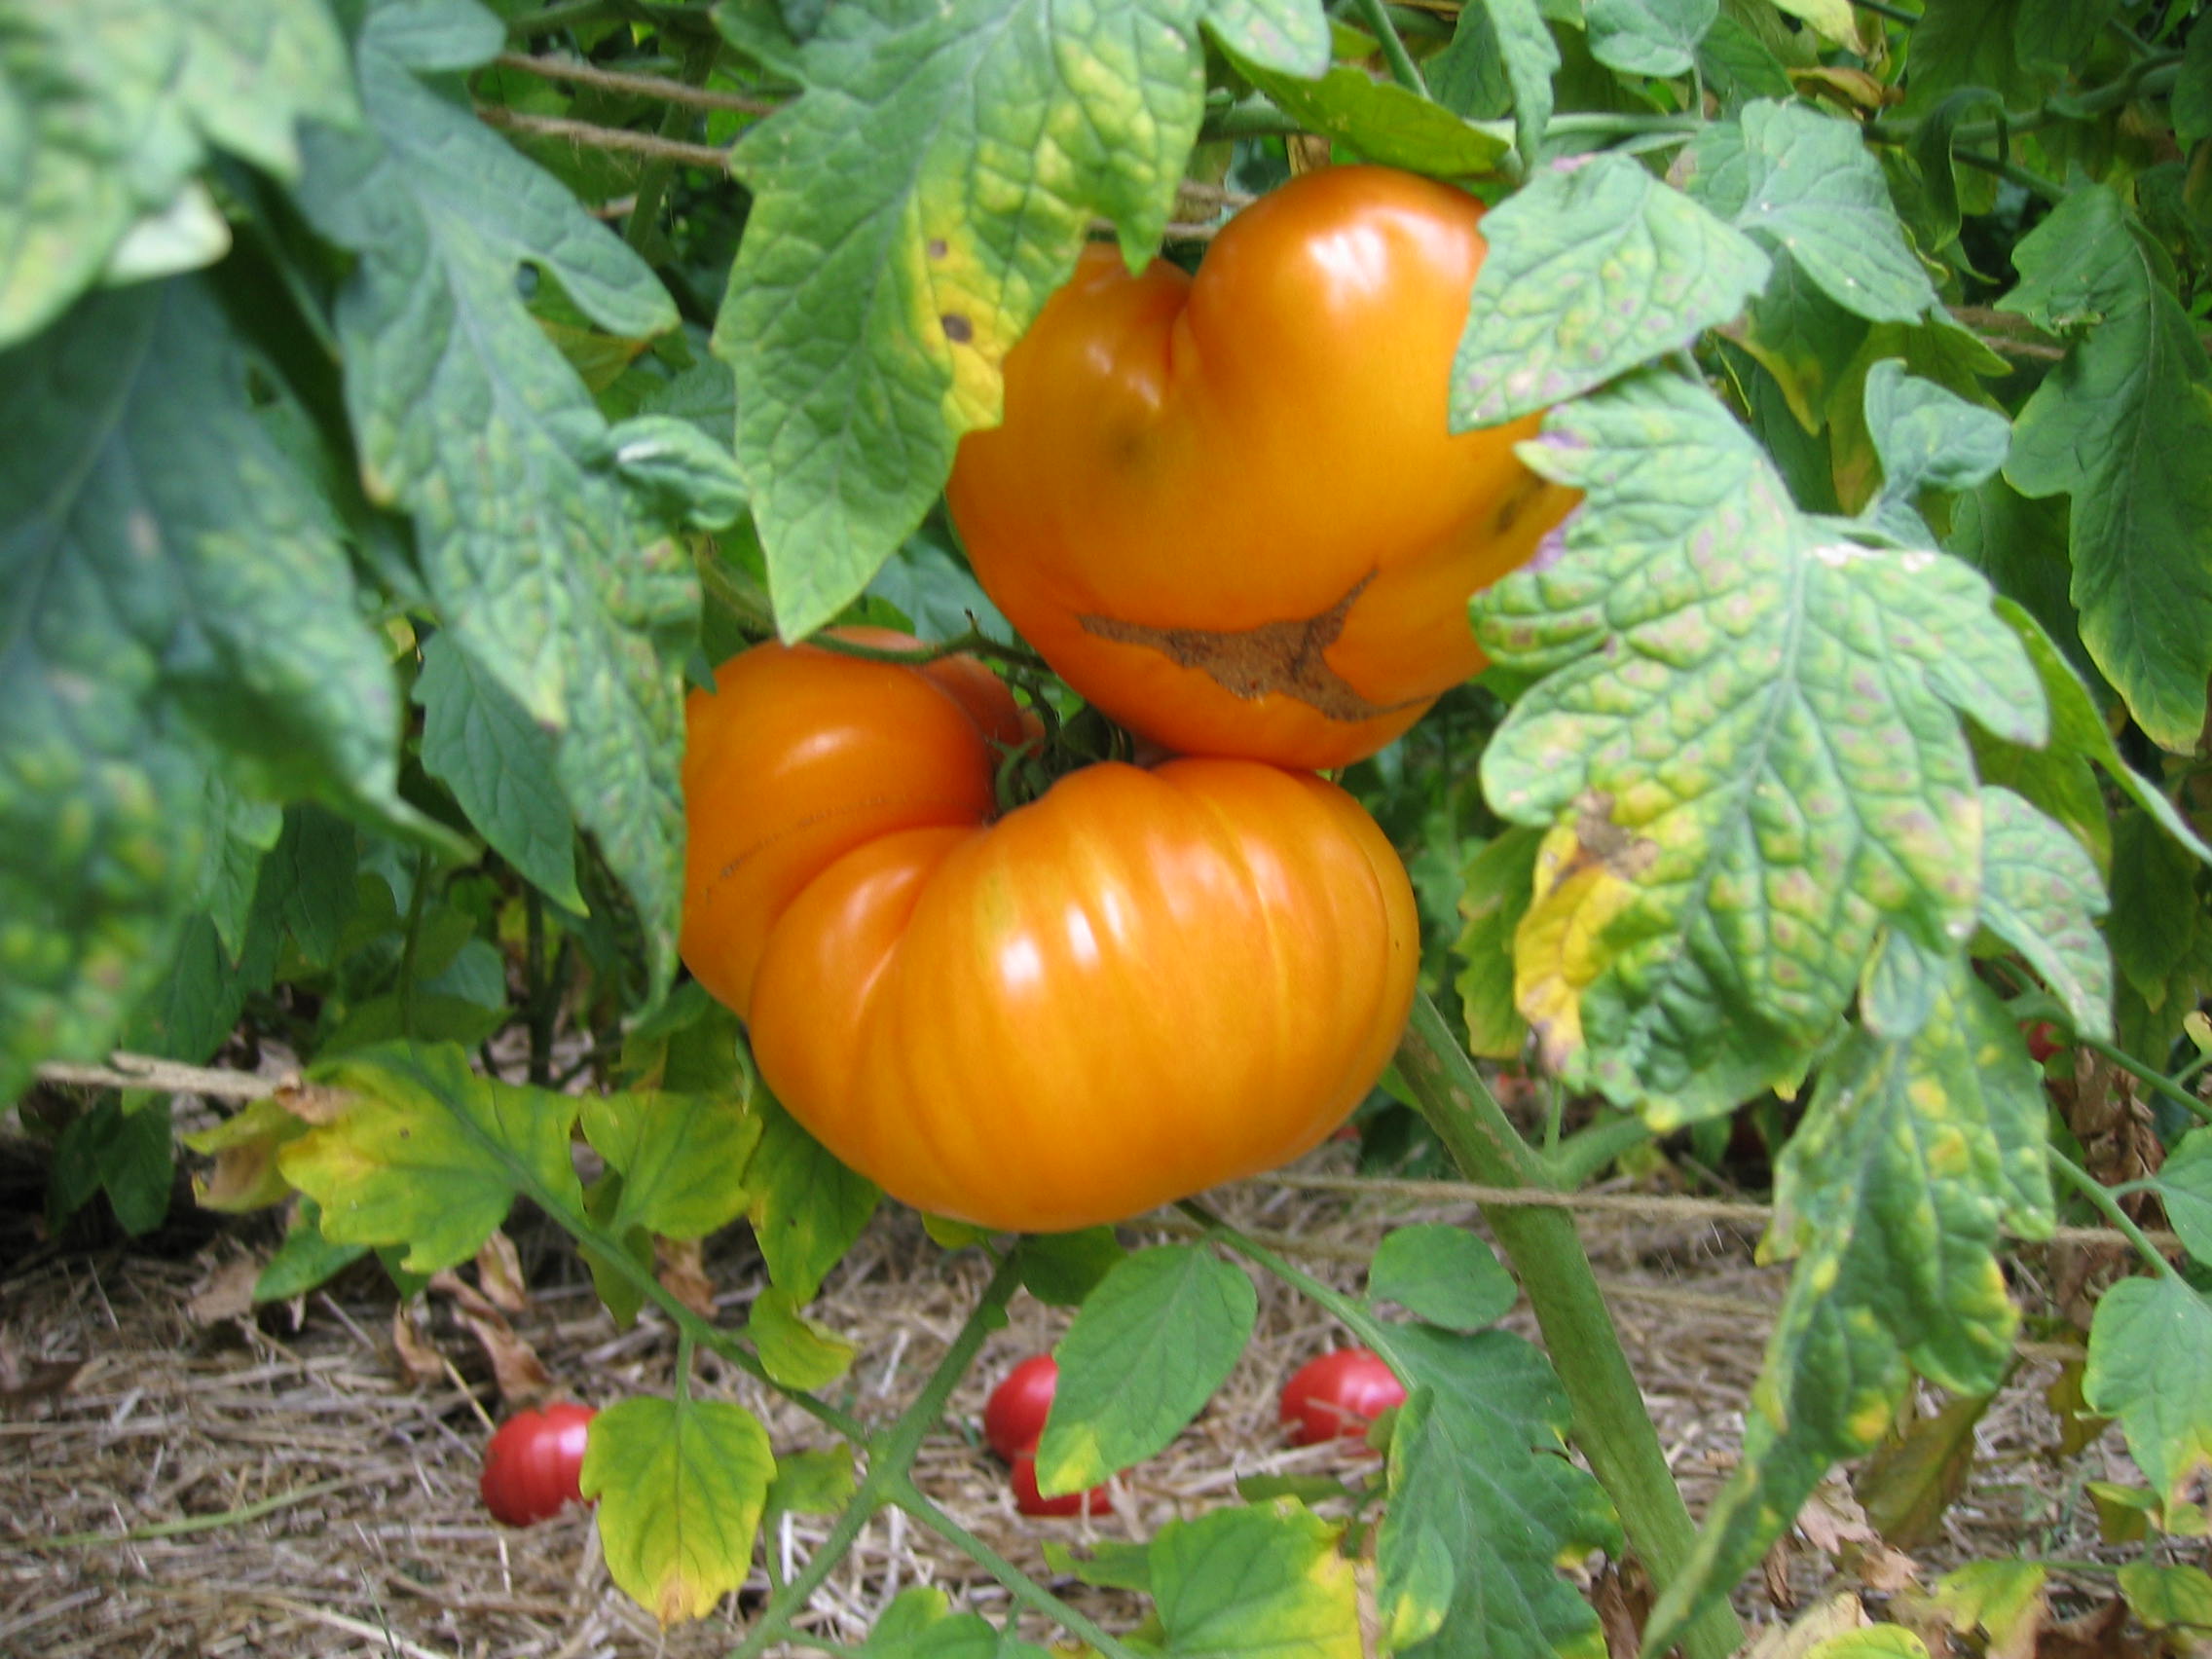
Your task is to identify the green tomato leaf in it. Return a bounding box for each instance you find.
[1019,1228,1127,1307]
[2001,186,2212,752]
[1228,55,1514,177]
[2083,1273,2212,1536]
[747,1089,880,1303]
[1975,787,2112,1040]
[1898,0,2053,113]
[764,1445,856,1518]
[1455,828,1541,1059]
[608,415,751,533]
[1731,249,1869,434]
[2120,1561,2212,1633]
[1586,0,1714,78]
[1038,1245,1256,1493]
[1454,153,1770,426]
[719,0,1203,641]
[857,1587,1053,1659]
[1734,100,1939,324]
[1464,0,1559,158]
[1147,1500,1360,1659]
[49,1096,175,1236]
[1990,600,2212,866]
[1368,1226,1517,1331]
[254,1197,370,1304]
[2155,1129,2212,1267]
[1644,960,2046,1650]
[2179,22,2212,151]
[583,1395,776,1626]
[1909,88,2009,252]
[1698,14,1795,108]
[1478,370,2042,1123]
[298,0,697,1000]
[415,634,584,912]
[746,1284,859,1389]
[0,278,428,1100]
[1201,0,1329,78]
[2109,807,2204,1009]
[0,0,356,348]
[581,1088,762,1243]
[1375,1325,1619,1659]
[1861,360,2011,545]
[278,1043,583,1275]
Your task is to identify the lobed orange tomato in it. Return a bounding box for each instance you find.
[679,637,1419,1234]
[946,165,1578,771]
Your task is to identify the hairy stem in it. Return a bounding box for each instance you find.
[1351,0,1428,96]
[1393,994,1743,1659]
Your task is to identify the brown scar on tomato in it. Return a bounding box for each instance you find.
[1076,573,1423,722]
[1492,470,1550,537]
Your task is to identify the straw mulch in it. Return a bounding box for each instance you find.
[0,1119,2153,1658]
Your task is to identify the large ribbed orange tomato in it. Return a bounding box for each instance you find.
[945,165,1577,770]
[679,637,1419,1234]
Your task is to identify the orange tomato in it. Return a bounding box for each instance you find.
[946,165,1577,770]
[680,637,1419,1233]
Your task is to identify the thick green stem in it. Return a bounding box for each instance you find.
[2051,1149,2183,1279]
[1393,995,1743,1659]
[1866,55,2181,147]
[625,37,720,256]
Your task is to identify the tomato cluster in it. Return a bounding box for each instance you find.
[680,166,1554,1233]
[984,1356,1112,1517]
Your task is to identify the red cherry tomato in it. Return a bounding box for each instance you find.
[984,1355,1059,1461]
[2025,1021,2064,1063]
[480,1402,597,1526]
[1011,1450,1110,1518]
[1280,1348,1406,1448]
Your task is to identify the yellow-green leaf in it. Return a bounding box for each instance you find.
[184,1097,309,1212]
[1926,1560,2046,1658]
[745,1286,858,1390]
[583,1395,775,1627]
[1148,1500,1360,1659]
[580,1088,760,1241]
[2118,1560,2212,1634]
[277,1044,581,1274]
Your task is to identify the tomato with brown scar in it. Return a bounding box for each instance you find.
[945,164,1577,771]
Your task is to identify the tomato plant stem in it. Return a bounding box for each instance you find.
[1393,994,1744,1659]
[733,1245,1139,1659]
[2050,1149,2184,1279]
[1350,0,1428,96]
[625,37,723,256]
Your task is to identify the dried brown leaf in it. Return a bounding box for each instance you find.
[656,1235,718,1319]
[391,1302,446,1387]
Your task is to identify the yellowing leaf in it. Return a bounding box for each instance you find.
[1148,1500,1361,1659]
[580,1088,760,1241]
[277,1044,581,1274]
[584,1396,775,1627]
[185,1097,310,1212]
[1924,1560,2048,1659]
[745,1286,858,1390]
[1514,813,1646,1074]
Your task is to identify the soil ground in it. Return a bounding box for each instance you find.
[0,1119,2159,1659]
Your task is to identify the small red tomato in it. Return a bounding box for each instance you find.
[984,1355,1059,1461]
[1280,1348,1406,1448]
[2025,1021,2064,1063]
[480,1402,597,1526]
[1011,1450,1110,1518]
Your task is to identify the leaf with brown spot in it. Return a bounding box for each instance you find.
[1854,1390,1996,1550]
[184,1097,308,1213]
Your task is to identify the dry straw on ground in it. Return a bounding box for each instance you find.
[0,1116,2160,1658]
